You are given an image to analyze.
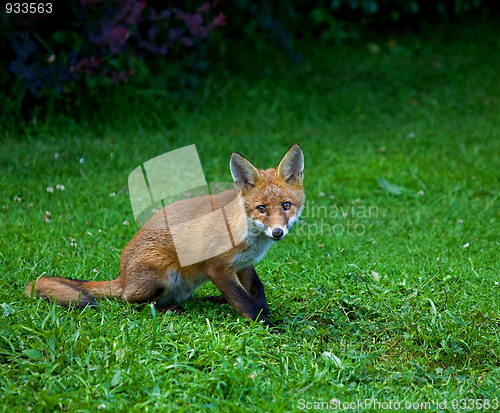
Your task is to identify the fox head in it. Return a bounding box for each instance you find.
[230,143,305,241]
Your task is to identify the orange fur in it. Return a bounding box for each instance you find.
[25,144,305,330]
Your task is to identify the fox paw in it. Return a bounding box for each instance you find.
[202,295,228,305]
[156,304,185,315]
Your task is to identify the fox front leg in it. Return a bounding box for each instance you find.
[205,266,276,330]
[237,266,271,317]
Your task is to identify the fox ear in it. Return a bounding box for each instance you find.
[277,143,304,183]
[230,152,262,189]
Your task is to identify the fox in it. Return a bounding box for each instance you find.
[24,143,305,331]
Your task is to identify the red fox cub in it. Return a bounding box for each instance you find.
[25,144,305,330]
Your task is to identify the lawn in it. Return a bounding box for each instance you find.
[1,22,499,412]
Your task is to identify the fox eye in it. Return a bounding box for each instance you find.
[256,205,267,213]
[282,202,292,210]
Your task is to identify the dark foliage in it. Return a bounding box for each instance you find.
[1,0,498,124]
[220,0,498,49]
[1,0,225,120]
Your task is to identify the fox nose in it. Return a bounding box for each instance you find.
[272,228,284,239]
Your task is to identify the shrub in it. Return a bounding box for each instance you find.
[1,0,225,120]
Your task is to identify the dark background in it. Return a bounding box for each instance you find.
[1,0,499,129]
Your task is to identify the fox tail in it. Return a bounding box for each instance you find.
[24,277,123,308]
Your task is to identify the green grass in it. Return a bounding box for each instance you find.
[1,22,500,411]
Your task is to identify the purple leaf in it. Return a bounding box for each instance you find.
[123,0,146,25]
[147,25,159,41]
[158,9,171,20]
[179,37,194,47]
[208,12,227,29]
[102,26,129,54]
[141,41,167,55]
[197,2,211,13]
[168,27,184,41]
